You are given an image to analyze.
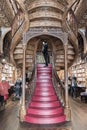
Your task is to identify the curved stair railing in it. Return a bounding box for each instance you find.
[63,0,80,36]
[62,0,81,63]
[26,52,38,104]
[25,53,66,124]
[28,65,36,104]
[52,1,81,107]
[52,68,65,107]
[52,52,65,106]
[26,52,40,107]
[10,0,29,66]
[63,0,87,59]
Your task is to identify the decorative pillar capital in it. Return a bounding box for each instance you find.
[64,42,68,50]
[22,44,27,50]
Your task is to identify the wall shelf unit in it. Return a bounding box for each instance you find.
[69,57,87,87]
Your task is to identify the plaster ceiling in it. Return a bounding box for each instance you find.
[0,0,87,29]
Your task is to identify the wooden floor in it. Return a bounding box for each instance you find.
[0,97,87,130]
[70,97,87,130]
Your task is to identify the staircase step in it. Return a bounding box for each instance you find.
[37,67,52,69]
[37,76,52,79]
[29,101,60,108]
[27,107,64,116]
[36,83,54,86]
[35,86,54,89]
[36,79,52,82]
[35,88,54,91]
[25,64,66,125]
[36,84,53,87]
[25,115,66,124]
[35,85,54,88]
[37,77,52,78]
[37,72,51,75]
[34,91,55,96]
[36,83,53,86]
[37,64,52,68]
[37,74,52,76]
[37,67,52,72]
[32,95,57,102]
[35,89,55,92]
[37,71,52,73]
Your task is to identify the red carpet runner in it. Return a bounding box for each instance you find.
[25,64,66,124]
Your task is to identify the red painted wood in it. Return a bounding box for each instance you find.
[34,91,55,96]
[35,87,54,90]
[32,95,58,102]
[37,72,52,74]
[25,64,66,124]
[36,83,53,86]
[27,107,63,116]
[29,101,60,108]
[37,74,52,77]
[35,88,54,91]
[25,115,66,124]
[36,80,52,82]
[37,76,52,78]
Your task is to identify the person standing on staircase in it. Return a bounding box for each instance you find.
[42,41,48,67]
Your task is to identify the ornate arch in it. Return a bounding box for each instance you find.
[23,28,68,46]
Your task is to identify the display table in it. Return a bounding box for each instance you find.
[80,92,87,103]
[76,86,86,97]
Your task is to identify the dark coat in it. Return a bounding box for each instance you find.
[42,44,48,54]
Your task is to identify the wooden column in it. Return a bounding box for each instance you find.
[19,33,26,122]
[64,42,71,121]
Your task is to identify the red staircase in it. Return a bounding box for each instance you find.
[25,64,66,124]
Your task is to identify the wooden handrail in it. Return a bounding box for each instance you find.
[62,0,81,67]
[52,68,65,106]
[53,68,64,88]
[12,19,25,38]
[62,0,80,36]
[69,0,80,12]
[10,0,29,66]
[51,52,65,106]
[27,64,36,102]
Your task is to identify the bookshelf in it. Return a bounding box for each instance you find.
[69,57,86,87]
[0,63,16,83]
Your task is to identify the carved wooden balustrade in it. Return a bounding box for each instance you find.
[66,9,78,37]
[28,66,36,103]
[52,68,65,107]
[12,9,25,38]
[63,0,80,37]
[51,52,65,106]
[62,0,81,64]
[10,0,29,66]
